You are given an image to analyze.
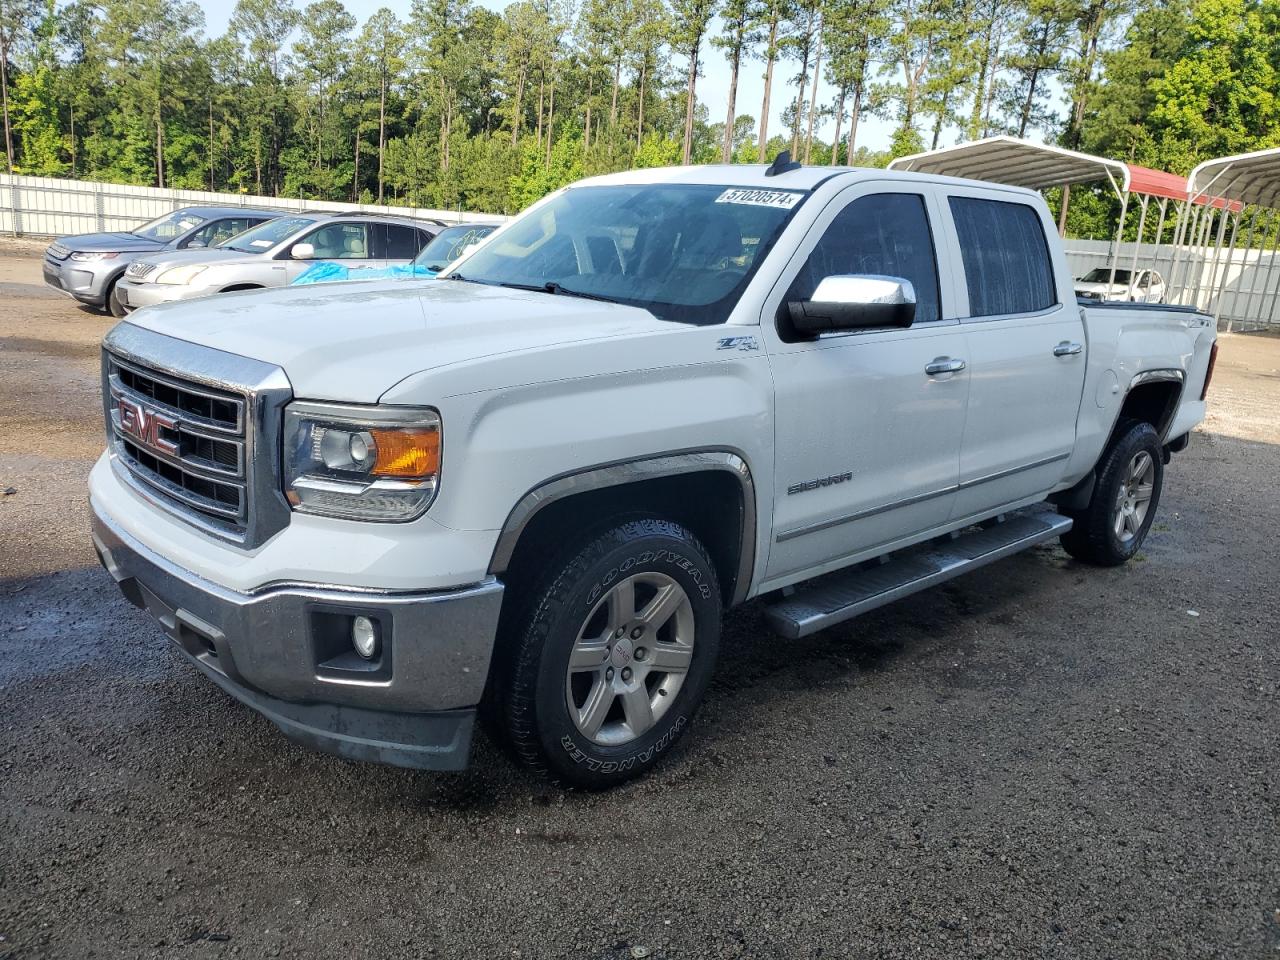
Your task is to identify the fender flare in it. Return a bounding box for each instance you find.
[487,450,758,606]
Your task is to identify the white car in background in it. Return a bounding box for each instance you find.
[1075,267,1166,303]
[114,213,440,312]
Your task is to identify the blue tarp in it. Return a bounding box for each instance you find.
[292,262,438,285]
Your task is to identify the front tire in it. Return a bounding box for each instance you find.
[495,517,721,788]
[1060,419,1164,566]
[106,280,127,318]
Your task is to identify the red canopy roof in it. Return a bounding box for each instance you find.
[1129,164,1241,210]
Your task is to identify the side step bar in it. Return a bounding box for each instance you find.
[762,511,1073,639]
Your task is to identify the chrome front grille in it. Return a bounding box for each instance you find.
[48,242,70,260]
[126,261,157,279]
[107,356,250,530]
[101,324,294,549]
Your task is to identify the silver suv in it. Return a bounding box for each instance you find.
[115,213,441,312]
[43,206,280,316]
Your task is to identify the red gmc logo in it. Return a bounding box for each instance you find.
[117,395,180,457]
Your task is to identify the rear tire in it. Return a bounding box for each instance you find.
[493,517,721,789]
[1060,419,1163,566]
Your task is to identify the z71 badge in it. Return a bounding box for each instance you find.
[787,472,853,495]
[716,335,759,352]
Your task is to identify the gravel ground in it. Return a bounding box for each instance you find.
[1,245,1278,959]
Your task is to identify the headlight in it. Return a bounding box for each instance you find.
[155,264,208,285]
[69,251,119,262]
[283,402,441,521]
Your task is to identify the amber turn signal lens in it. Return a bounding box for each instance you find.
[368,427,440,479]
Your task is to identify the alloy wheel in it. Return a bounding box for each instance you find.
[1114,449,1156,542]
[564,572,696,746]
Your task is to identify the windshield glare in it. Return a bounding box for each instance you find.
[1082,268,1132,284]
[452,183,807,324]
[133,210,207,241]
[415,224,498,269]
[221,216,316,253]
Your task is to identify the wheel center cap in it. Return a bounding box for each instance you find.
[611,637,635,670]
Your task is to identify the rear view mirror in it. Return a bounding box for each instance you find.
[460,242,481,257]
[787,275,917,334]
[290,242,315,260]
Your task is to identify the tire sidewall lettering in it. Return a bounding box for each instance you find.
[586,548,712,608]
[559,715,688,772]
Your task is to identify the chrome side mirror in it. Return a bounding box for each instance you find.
[290,242,315,260]
[788,274,917,334]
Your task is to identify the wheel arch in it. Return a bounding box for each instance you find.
[219,283,265,293]
[488,451,757,608]
[1055,370,1184,513]
[1114,369,1184,444]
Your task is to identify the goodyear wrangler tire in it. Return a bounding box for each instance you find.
[499,517,722,789]
[1060,419,1164,566]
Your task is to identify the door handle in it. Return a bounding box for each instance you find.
[925,357,966,376]
[1053,341,1084,357]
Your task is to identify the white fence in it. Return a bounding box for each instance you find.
[0,173,501,238]
[1063,238,1280,331]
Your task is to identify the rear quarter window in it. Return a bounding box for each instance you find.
[949,196,1056,318]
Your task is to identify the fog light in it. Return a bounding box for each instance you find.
[352,616,380,659]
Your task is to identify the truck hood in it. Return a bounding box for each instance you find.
[1074,280,1127,295]
[57,231,165,253]
[122,279,678,402]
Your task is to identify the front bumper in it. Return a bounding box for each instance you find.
[115,278,210,311]
[43,256,116,305]
[91,504,504,771]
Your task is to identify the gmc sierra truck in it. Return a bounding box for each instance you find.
[90,160,1217,788]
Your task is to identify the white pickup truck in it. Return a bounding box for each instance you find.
[90,160,1218,788]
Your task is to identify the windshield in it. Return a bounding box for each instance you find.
[415,224,499,270]
[1081,268,1132,284]
[220,216,317,253]
[451,183,808,324]
[132,210,206,241]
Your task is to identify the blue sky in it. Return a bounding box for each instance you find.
[197,0,901,153]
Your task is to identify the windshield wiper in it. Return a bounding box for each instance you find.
[540,281,617,304]
[443,275,619,304]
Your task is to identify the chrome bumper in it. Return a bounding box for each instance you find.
[91,503,504,770]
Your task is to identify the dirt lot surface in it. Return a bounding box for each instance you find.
[1,244,1277,959]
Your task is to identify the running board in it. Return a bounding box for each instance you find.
[762,511,1074,639]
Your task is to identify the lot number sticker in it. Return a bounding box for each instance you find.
[715,188,804,209]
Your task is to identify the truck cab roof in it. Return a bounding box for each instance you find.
[572,163,1044,201]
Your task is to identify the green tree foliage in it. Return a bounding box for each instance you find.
[0,0,1267,218]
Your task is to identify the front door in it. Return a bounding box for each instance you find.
[283,222,379,283]
[763,185,971,585]
[940,191,1087,520]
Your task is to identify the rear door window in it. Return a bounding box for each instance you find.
[381,224,424,259]
[948,196,1056,317]
[783,192,941,325]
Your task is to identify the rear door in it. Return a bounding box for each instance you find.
[940,190,1087,520]
[763,183,971,583]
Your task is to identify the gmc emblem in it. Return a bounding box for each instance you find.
[117,395,180,457]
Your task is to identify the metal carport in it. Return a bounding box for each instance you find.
[1187,147,1280,329]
